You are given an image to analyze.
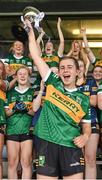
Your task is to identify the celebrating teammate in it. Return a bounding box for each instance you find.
[5,40,33,89]
[5,66,34,179]
[24,19,91,179]
[77,59,98,179]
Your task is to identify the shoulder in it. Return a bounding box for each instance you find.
[76,89,90,103]
[6,87,15,96]
[86,76,97,86]
[98,81,102,93]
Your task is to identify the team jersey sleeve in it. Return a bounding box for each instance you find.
[26,58,33,69]
[43,70,60,86]
[4,90,13,110]
[82,97,91,123]
[90,78,98,96]
[97,81,102,94]
[5,54,13,65]
[5,58,10,65]
[4,96,9,109]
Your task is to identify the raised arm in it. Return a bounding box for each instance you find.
[26,20,50,79]
[33,80,45,112]
[36,28,45,55]
[80,28,96,63]
[57,17,64,57]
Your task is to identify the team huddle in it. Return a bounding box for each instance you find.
[0,17,102,180]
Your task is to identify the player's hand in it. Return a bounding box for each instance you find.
[80,28,86,36]
[57,17,62,26]
[0,124,6,132]
[73,134,89,148]
[23,19,33,33]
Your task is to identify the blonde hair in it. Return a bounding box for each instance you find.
[16,66,30,76]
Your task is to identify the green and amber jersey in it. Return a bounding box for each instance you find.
[34,71,91,148]
[0,89,6,125]
[5,87,34,135]
[5,54,33,73]
[42,52,60,67]
[33,52,60,91]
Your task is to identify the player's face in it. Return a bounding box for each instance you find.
[17,68,29,85]
[59,58,78,89]
[72,42,81,56]
[13,41,24,55]
[93,66,102,81]
[45,42,54,54]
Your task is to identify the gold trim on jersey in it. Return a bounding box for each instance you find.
[45,85,85,123]
[9,101,32,110]
[0,90,6,101]
[42,56,59,63]
[9,64,24,71]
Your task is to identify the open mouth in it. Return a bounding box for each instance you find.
[46,48,51,51]
[63,75,71,80]
[20,78,25,81]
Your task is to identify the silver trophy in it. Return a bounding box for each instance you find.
[21,6,45,33]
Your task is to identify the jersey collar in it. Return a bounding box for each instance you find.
[15,86,29,94]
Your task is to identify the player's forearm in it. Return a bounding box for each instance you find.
[98,94,102,110]
[5,108,14,117]
[57,24,64,44]
[90,95,97,107]
[37,32,45,44]
[28,31,49,79]
[27,109,34,116]
[82,123,91,140]
[0,79,6,91]
[83,35,95,63]
[28,28,40,60]
[33,92,42,112]
[8,77,17,90]
[57,19,64,57]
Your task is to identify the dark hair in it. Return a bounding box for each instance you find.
[0,60,6,80]
[92,65,102,73]
[59,56,79,70]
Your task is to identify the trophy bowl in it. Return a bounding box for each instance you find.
[23,6,40,22]
[21,6,45,32]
